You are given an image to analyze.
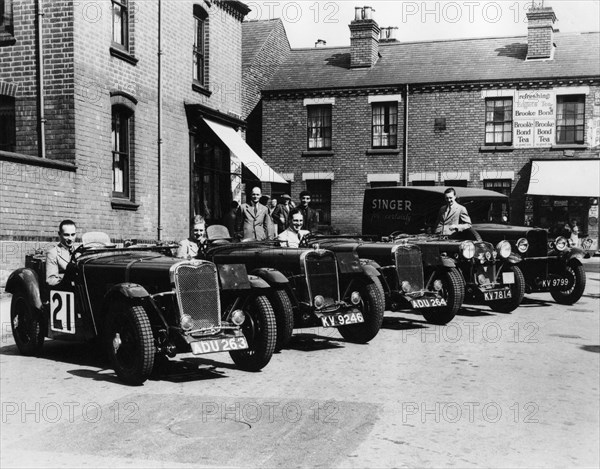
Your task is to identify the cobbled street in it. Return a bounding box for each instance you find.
[1,259,598,468]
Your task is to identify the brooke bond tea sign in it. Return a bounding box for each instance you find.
[513,90,555,148]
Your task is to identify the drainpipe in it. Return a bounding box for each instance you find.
[36,0,46,158]
[157,0,163,240]
[403,84,409,186]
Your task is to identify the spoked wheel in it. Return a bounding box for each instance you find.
[104,304,155,385]
[230,295,276,371]
[10,289,45,356]
[422,268,464,325]
[550,261,586,305]
[269,289,294,352]
[338,277,385,344]
[489,265,526,313]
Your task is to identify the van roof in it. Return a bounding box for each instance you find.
[365,186,508,200]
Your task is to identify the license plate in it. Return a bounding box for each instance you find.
[541,277,570,288]
[484,289,512,301]
[410,297,448,309]
[190,336,248,355]
[321,312,364,327]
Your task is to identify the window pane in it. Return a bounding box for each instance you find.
[556,95,585,144]
[485,98,512,145]
[307,105,332,149]
[112,108,130,197]
[372,102,397,148]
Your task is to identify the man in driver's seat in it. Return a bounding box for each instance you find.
[46,219,79,286]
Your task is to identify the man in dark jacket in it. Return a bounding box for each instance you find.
[298,190,318,234]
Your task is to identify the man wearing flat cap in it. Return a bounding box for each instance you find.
[272,193,293,235]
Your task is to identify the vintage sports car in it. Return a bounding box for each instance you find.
[301,235,459,325]
[362,189,526,314]
[203,225,385,350]
[364,186,587,305]
[5,232,277,385]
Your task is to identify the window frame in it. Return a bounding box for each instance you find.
[371,102,398,148]
[307,105,332,150]
[0,94,16,152]
[111,106,132,199]
[193,7,208,89]
[306,179,332,227]
[484,97,513,146]
[556,95,585,145]
[111,0,129,50]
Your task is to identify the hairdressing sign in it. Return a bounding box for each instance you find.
[513,90,555,148]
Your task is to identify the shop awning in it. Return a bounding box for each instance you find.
[527,159,600,198]
[203,117,287,184]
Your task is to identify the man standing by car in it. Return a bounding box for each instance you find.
[46,219,79,286]
[236,187,273,240]
[177,216,207,259]
[272,193,292,234]
[277,209,310,248]
[298,190,318,234]
[435,188,472,235]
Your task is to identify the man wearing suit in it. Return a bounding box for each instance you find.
[271,193,292,235]
[236,187,273,240]
[435,187,472,235]
[298,190,319,234]
[46,219,79,286]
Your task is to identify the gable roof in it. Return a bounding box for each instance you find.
[264,32,600,92]
[242,19,288,69]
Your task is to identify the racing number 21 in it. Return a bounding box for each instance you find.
[50,291,76,334]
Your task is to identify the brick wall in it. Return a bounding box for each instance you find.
[1,0,247,284]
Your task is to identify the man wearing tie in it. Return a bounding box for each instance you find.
[46,219,79,286]
[435,187,472,235]
[277,209,309,248]
[236,187,273,240]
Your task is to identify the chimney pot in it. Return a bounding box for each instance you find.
[354,7,362,20]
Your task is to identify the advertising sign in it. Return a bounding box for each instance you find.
[513,90,555,148]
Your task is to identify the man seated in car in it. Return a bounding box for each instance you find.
[46,219,79,286]
[177,215,207,259]
[277,209,309,248]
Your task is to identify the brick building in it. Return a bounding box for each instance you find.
[0,0,285,284]
[244,6,600,247]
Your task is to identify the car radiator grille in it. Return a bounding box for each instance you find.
[174,262,221,331]
[474,241,495,263]
[395,245,424,291]
[304,252,339,302]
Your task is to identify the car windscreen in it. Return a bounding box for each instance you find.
[460,198,510,224]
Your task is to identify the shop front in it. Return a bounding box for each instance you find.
[526,159,600,252]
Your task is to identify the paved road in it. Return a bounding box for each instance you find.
[1,259,599,468]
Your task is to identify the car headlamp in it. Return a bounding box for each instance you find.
[516,238,529,253]
[230,309,245,326]
[433,279,443,291]
[554,236,568,251]
[313,295,325,309]
[496,240,511,259]
[350,291,361,305]
[180,314,194,331]
[460,241,475,259]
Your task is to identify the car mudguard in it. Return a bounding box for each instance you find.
[247,274,271,290]
[104,283,150,302]
[217,263,252,290]
[5,268,43,310]
[559,247,587,264]
[250,267,289,287]
[360,258,382,271]
[359,263,381,279]
[506,252,522,264]
[440,257,457,268]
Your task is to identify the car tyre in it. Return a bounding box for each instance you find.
[104,304,155,385]
[550,261,586,305]
[230,295,276,371]
[489,265,526,313]
[269,289,294,352]
[338,277,385,344]
[422,268,464,325]
[11,289,45,356]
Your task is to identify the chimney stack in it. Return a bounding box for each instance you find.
[526,6,557,60]
[349,6,380,68]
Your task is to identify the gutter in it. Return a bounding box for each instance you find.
[157,0,163,240]
[403,83,408,186]
[36,0,46,158]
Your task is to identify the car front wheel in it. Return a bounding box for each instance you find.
[269,289,294,352]
[11,289,45,356]
[422,268,464,325]
[104,304,155,385]
[550,261,586,305]
[230,295,276,371]
[489,265,526,313]
[338,277,385,344]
